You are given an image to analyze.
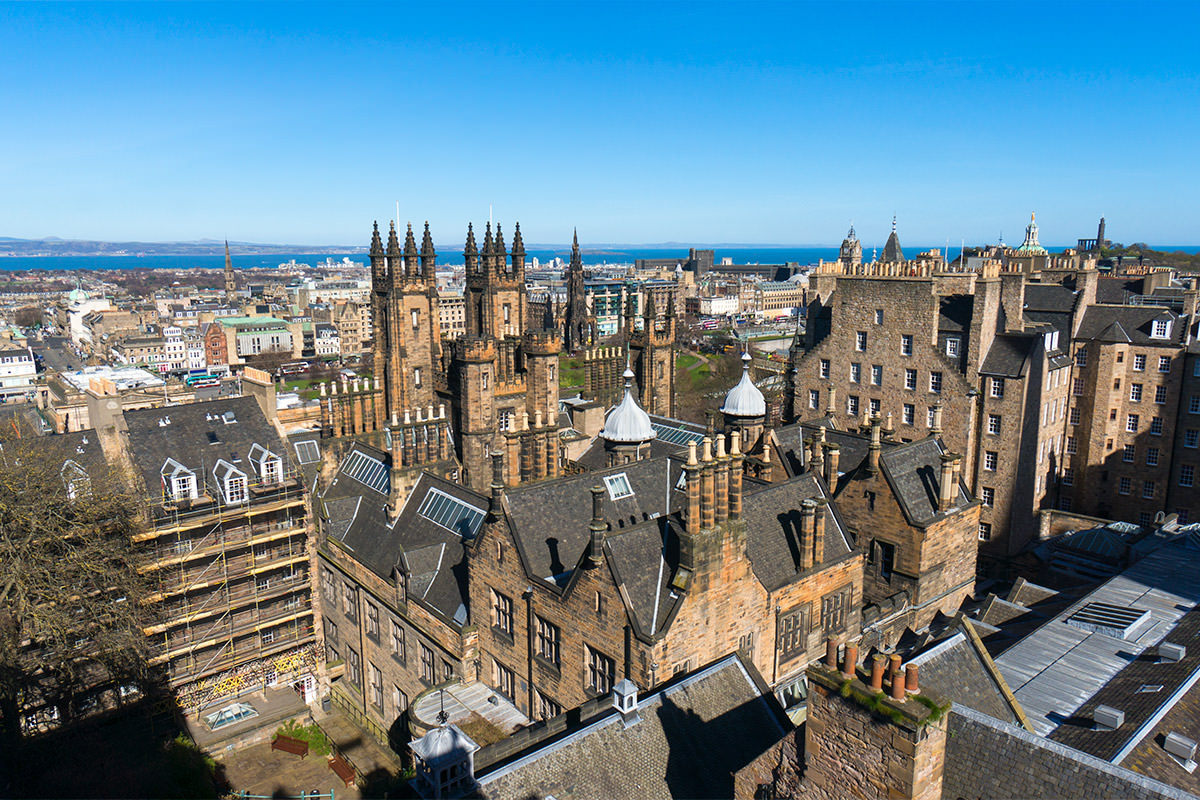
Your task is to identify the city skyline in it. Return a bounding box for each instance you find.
[3,2,1198,246]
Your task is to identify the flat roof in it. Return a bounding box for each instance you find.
[60,365,165,392]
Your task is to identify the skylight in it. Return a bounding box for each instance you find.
[604,473,634,500]
[651,422,704,447]
[294,439,320,464]
[1065,602,1151,640]
[417,487,485,538]
[340,449,389,495]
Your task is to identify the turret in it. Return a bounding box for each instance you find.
[403,222,420,278]
[370,221,387,289]
[386,221,402,282]
[510,222,526,275]
[481,222,495,273]
[420,221,436,282]
[464,223,479,274]
[494,224,507,274]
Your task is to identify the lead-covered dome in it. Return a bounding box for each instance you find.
[601,368,657,443]
[721,352,766,417]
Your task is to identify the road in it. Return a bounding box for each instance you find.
[33,335,85,372]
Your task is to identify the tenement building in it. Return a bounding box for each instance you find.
[786,216,1199,574]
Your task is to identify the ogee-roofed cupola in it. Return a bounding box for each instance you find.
[721,352,766,418]
[601,368,656,444]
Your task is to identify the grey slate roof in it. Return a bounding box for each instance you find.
[771,420,877,479]
[322,450,486,625]
[1024,283,1078,312]
[605,517,684,638]
[501,456,686,586]
[1076,306,1187,346]
[877,437,971,526]
[908,625,1024,726]
[123,396,290,501]
[741,473,853,591]
[476,654,790,800]
[980,334,1035,377]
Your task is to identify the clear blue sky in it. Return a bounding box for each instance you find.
[2,1,1198,247]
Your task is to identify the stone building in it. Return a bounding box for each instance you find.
[582,290,677,416]
[562,230,595,352]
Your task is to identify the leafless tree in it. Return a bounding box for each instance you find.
[0,438,158,751]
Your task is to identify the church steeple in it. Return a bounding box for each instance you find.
[224,239,236,303]
[571,228,581,265]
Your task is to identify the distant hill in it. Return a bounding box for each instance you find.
[0,237,364,257]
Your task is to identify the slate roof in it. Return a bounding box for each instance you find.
[1096,277,1146,305]
[476,654,790,800]
[501,456,686,587]
[741,473,853,591]
[1024,283,1078,312]
[770,420,878,479]
[123,396,290,502]
[572,436,683,471]
[877,437,971,526]
[980,334,1035,377]
[908,623,1026,728]
[1076,306,1187,346]
[938,295,973,333]
[322,455,485,625]
[605,516,684,638]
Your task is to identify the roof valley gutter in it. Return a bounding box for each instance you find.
[650,552,665,635]
[1112,660,1200,765]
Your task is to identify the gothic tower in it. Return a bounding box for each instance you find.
[628,288,677,417]
[564,229,594,351]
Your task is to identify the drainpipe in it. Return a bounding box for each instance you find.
[523,585,534,718]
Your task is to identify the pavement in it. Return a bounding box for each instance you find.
[216,741,362,800]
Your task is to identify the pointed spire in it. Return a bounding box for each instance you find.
[644,289,657,322]
[891,214,897,233]
[224,239,231,270]
[464,222,478,256]
[386,221,401,258]
[403,222,418,257]
[370,221,384,257]
[482,221,494,256]
[420,221,436,279]
[511,222,525,257]
[494,223,507,267]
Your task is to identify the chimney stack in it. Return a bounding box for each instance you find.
[812,499,826,565]
[930,404,943,436]
[826,385,837,416]
[842,643,859,679]
[938,453,957,511]
[800,499,817,570]
[587,486,606,567]
[867,415,882,475]
[824,638,839,670]
[714,434,729,524]
[870,654,887,691]
[700,437,716,530]
[824,442,840,494]
[889,655,905,700]
[905,663,920,694]
[728,430,744,520]
[685,441,701,537]
[489,451,505,515]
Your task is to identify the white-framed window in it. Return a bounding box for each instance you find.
[850,363,861,383]
[1147,448,1160,467]
[1066,436,1077,454]
[1151,416,1164,435]
[874,309,884,325]
[1142,480,1156,499]
[946,338,959,357]
[414,367,422,387]
[987,414,1001,435]
[981,487,994,507]
[1123,445,1136,463]
[604,472,634,500]
[1130,383,1142,402]
[819,359,830,380]
[1180,464,1195,488]
[871,364,882,386]
[1118,477,1131,494]
[929,372,942,394]
[809,389,819,410]
[847,395,860,416]
[978,522,992,542]
[1072,377,1085,395]
[926,407,936,428]
[855,331,867,351]
[1133,353,1146,371]
[1062,468,1074,486]
[903,404,915,425]
[411,309,420,330]
[1070,406,1081,425]
[481,370,489,389]
[991,377,1005,398]
[1127,414,1139,433]
[1159,356,1172,373]
[1190,396,1200,414]
[1185,430,1199,448]
[900,335,913,356]
[1151,319,1171,338]
[984,451,997,471]
[1075,349,1087,368]
[905,369,917,390]
[869,398,880,416]
[1155,385,1167,404]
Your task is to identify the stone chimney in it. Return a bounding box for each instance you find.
[867,415,882,475]
[728,430,744,520]
[800,499,817,570]
[812,499,826,565]
[489,451,505,518]
[587,485,606,568]
[823,442,840,494]
[700,436,716,530]
[930,404,943,436]
[684,441,701,537]
[938,453,957,512]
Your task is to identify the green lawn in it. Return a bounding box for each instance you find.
[560,354,585,389]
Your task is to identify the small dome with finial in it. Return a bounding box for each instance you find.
[601,368,657,443]
[721,352,766,417]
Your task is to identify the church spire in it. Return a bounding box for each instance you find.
[224,239,236,302]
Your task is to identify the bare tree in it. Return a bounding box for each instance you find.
[0,437,158,752]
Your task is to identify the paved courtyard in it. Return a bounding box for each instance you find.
[216,741,363,800]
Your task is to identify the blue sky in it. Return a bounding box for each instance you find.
[2,1,1197,247]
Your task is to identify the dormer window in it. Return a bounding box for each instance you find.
[161,458,198,501]
[213,459,248,505]
[248,443,283,485]
[1151,319,1171,339]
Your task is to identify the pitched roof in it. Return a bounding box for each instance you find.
[741,473,853,591]
[878,438,971,526]
[1076,306,1186,346]
[476,654,790,800]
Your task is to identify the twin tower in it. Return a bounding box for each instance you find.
[320,221,560,493]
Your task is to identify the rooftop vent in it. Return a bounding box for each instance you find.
[612,678,639,727]
[222,410,237,424]
[1093,705,1124,731]
[1164,732,1197,772]
[1159,642,1186,663]
[1065,602,1152,640]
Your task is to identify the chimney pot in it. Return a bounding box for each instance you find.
[842,643,859,679]
[824,638,838,670]
[870,654,887,691]
[905,663,919,693]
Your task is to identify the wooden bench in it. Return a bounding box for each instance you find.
[328,754,356,787]
[270,735,309,759]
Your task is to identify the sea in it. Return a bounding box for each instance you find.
[2,245,1196,272]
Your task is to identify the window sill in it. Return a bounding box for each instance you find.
[493,628,515,647]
